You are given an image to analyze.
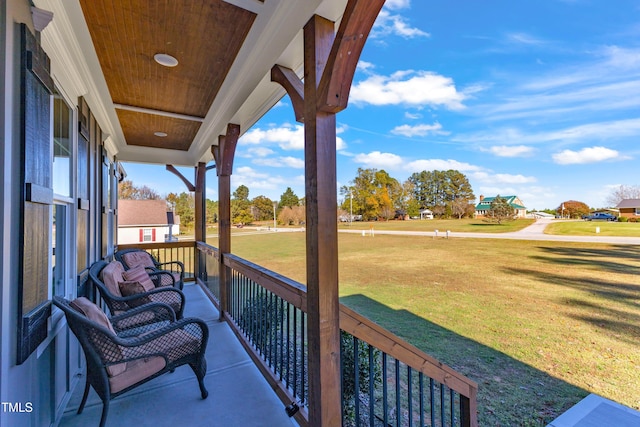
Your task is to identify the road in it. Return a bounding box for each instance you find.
[338,217,640,245]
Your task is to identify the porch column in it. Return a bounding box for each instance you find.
[194,162,207,243]
[213,124,240,318]
[273,2,385,423]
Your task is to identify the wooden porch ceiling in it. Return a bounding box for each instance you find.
[78,0,257,152]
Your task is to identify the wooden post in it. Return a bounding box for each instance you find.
[304,15,342,427]
[272,2,385,423]
[194,162,206,243]
[213,124,240,318]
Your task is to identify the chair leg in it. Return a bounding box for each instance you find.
[190,360,208,399]
[77,377,91,414]
[99,400,109,427]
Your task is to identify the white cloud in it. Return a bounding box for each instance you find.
[486,145,535,157]
[383,0,411,10]
[404,112,422,120]
[353,151,403,169]
[506,32,547,46]
[240,147,274,158]
[552,146,625,164]
[253,156,304,169]
[391,122,448,137]
[351,70,466,110]
[232,167,303,193]
[240,123,346,151]
[372,10,430,39]
[357,61,376,73]
[473,172,537,184]
[406,159,483,172]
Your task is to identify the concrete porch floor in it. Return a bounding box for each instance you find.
[58,283,298,427]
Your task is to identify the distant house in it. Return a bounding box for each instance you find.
[420,209,434,220]
[616,199,640,219]
[475,195,527,218]
[118,199,179,244]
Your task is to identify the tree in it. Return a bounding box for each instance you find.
[167,192,194,230]
[206,199,218,224]
[231,185,252,225]
[279,187,300,208]
[408,170,475,218]
[340,168,401,220]
[484,195,516,224]
[606,185,640,207]
[557,200,589,219]
[251,195,275,221]
[277,206,305,225]
[452,197,475,219]
[119,179,160,200]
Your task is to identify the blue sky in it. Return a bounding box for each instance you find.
[124,0,640,210]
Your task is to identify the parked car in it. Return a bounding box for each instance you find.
[582,212,618,221]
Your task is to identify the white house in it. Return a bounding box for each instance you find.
[118,200,179,244]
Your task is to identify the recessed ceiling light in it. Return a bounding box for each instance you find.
[154,53,178,67]
[154,131,168,137]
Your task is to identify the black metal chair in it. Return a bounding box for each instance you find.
[89,260,186,319]
[53,296,209,427]
[115,248,184,290]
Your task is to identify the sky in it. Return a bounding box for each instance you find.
[123,0,640,210]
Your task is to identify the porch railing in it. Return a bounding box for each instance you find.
[194,242,478,426]
[117,241,197,281]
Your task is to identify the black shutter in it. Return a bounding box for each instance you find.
[17,24,54,365]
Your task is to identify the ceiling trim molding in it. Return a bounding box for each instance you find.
[113,104,205,123]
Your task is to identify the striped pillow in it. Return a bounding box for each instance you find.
[122,265,155,291]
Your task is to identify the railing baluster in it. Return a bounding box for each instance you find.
[408,366,413,427]
[395,358,401,427]
[383,352,388,426]
[368,344,375,427]
[440,382,445,427]
[354,336,360,425]
[430,378,435,427]
[419,373,424,427]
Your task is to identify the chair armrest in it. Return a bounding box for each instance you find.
[110,302,177,334]
[156,260,184,275]
[113,318,209,364]
[148,270,177,288]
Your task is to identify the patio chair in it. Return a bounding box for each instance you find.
[115,248,184,290]
[89,260,186,319]
[53,296,208,427]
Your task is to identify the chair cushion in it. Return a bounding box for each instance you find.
[122,265,155,291]
[100,261,126,297]
[70,297,127,377]
[118,281,152,307]
[108,356,166,394]
[122,251,156,269]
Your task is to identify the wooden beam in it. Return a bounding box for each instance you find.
[271,65,305,123]
[213,123,240,317]
[194,162,206,242]
[304,15,342,427]
[317,0,386,113]
[165,164,196,192]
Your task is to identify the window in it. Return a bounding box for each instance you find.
[53,95,73,197]
[143,228,153,242]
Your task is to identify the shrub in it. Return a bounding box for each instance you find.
[629,217,637,223]
[619,216,628,222]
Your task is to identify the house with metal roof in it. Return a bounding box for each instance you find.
[475,195,527,218]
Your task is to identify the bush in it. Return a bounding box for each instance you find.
[619,216,628,222]
[629,217,637,223]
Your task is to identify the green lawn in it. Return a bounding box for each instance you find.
[545,220,640,237]
[340,217,535,233]
[225,232,640,426]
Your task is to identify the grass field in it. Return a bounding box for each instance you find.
[224,231,640,426]
[545,220,640,237]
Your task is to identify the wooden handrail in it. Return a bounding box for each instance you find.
[222,253,308,312]
[117,240,195,250]
[219,251,478,406]
[339,303,478,399]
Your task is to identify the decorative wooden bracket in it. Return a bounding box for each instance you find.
[212,123,240,176]
[271,65,305,123]
[165,165,196,192]
[316,0,385,113]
